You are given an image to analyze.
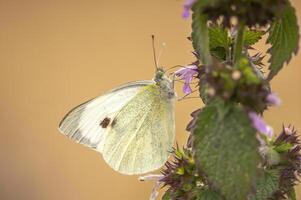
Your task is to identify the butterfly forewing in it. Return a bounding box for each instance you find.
[58,81,154,152]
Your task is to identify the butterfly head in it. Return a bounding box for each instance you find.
[154,67,175,99]
[154,67,165,82]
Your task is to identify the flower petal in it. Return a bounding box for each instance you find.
[175,65,198,95]
[266,93,281,106]
[139,174,164,181]
[150,181,161,200]
[249,112,274,138]
[139,174,164,200]
[183,82,193,94]
[182,0,197,19]
[182,8,190,19]
[175,65,198,78]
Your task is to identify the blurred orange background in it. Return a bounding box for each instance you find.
[0,0,300,199]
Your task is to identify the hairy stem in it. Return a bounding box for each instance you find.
[233,20,245,64]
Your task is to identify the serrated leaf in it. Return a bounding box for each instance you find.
[191,2,211,65]
[210,47,227,61]
[162,190,171,200]
[196,188,223,200]
[209,26,230,60]
[199,74,210,104]
[248,169,280,200]
[193,100,260,199]
[267,3,299,80]
[244,30,265,46]
[209,26,229,49]
[191,0,225,64]
[287,187,297,200]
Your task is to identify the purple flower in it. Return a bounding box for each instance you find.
[182,0,197,19]
[249,112,274,138]
[266,92,281,106]
[139,174,164,181]
[139,174,164,200]
[175,65,198,95]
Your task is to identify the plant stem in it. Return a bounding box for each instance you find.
[233,20,245,64]
[192,11,212,66]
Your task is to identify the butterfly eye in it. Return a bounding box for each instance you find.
[168,91,175,98]
[155,69,165,82]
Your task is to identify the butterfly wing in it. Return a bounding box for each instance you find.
[58,80,154,153]
[102,84,175,175]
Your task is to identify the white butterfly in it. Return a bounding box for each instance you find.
[59,68,176,175]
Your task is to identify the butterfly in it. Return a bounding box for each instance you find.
[59,37,176,175]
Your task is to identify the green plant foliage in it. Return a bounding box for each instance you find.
[267,3,299,80]
[199,75,210,104]
[191,2,212,65]
[270,127,301,199]
[159,1,300,199]
[209,26,230,60]
[193,99,260,199]
[162,188,223,200]
[200,56,269,111]
[243,30,265,46]
[263,147,281,167]
[162,191,171,200]
[196,188,223,200]
[287,187,297,200]
[273,142,293,153]
[248,169,280,200]
[197,0,288,27]
[235,57,261,85]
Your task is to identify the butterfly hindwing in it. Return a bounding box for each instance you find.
[58,80,154,153]
[102,84,175,175]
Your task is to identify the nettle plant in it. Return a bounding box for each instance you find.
[141,0,301,199]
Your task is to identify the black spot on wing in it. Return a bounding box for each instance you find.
[100,117,111,128]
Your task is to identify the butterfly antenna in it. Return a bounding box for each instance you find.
[157,42,166,68]
[151,35,159,70]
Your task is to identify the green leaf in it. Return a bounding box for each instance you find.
[243,30,265,46]
[267,3,299,80]
[209,26,230,60]
[274,142,293,153]
[199,74,211,104]
[265,147,281,166]
[248,169,280,200]
[193,99,260,199]
[287,187,297,200]
[209,26,229,50]
[196,188,223,200]
[210,47,227,61]
[162,190,171,200]
[191,2,211,65]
